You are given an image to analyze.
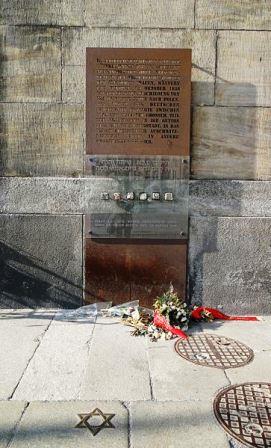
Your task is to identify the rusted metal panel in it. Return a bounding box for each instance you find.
[86,48,191,156]
[85,239,187,307]
[85,239,131,305]
[129,242,187,307]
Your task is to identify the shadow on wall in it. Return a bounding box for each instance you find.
[189,78,258,314]
[0,241,85,309]
[0,35,7,176]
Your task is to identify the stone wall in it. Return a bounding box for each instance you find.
[0,0,270,312]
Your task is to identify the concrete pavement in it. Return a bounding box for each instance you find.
[0,309,270,447]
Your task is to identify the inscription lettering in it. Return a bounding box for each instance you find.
[95,58,182,145]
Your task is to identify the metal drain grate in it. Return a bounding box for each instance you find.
[214,383,271,448]
[174,333,254,369]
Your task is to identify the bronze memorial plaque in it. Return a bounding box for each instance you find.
[86,48,191,156]
[85,48,191,306]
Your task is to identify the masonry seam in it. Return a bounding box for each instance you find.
[224,369,232,386]
[81,214,85,306]
[146,340,154,400]
[214,30,219,105]
[60,27,63,102]
[8,315,55,400]
[5,24,271,32]
[77,318,96,400]
[3,102,271,109]
[194,0,197,29]
[6,401,30,447]
[122,401,132,448]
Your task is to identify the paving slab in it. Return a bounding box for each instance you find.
[0,309,55,400]
[226,351,271,384]
[13,316,94,401]
[201,319,271,352]
[8,401,128,448]
[146,327,229,401]
[0,401,27,448]
[130,400,229,448]
[80,316,151,401]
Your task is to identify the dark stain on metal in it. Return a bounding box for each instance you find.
[85,239,187,308]
[75,408,115,436]
[174,334,254,369]
[214,383,271,448]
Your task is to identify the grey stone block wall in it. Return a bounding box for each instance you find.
[189,217,271,315]
[0,214,83,308]
[0,0,271,312]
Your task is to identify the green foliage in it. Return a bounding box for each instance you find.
[153,284,190,330]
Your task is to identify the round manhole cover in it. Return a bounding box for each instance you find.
[214,383,271,448]
[174,333,254,369]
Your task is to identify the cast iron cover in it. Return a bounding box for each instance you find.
[214,383,271,448]
[174,333,254,369]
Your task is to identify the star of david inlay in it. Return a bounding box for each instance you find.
[75,408,115,436]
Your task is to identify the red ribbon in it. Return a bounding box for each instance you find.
[153,311,188,339]
[190,306,259,322]
[153,307,259,340]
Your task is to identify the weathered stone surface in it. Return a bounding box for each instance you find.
[63,28,216,105]
[13,316,94,401]
[0,215,83,308]
[0,178,84,214]
[226,351,271,384]
[216,31,271,106]
[0,177,130,214]
[0,401,27,448]
[8,401,128,448]
[189,217,271,314]
[189,180,271,217]
[1,178,271,217]
[80,316,151,401]
[130,401,229,448]
[1,0,84,25]
[85,0,194,29]
[0,26,61,102]
[196,0,271,30]
[0,309,55,399]
[0,103,84,176]
[192,106,271,180]
[62,66,84,104]
[146,331,228,401]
